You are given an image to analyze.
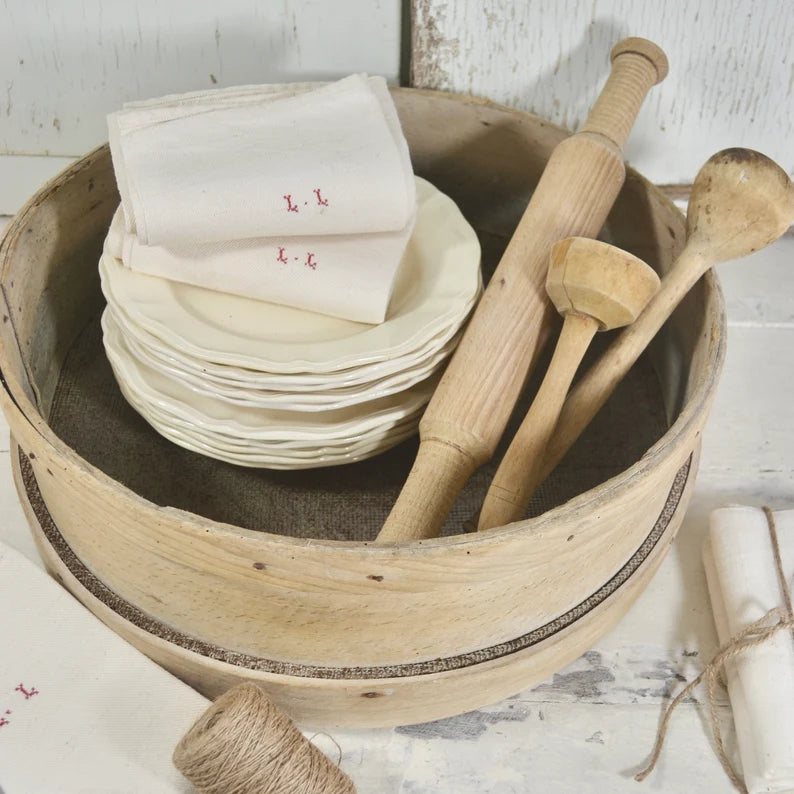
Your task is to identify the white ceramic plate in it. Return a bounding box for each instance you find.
[103,278,477,391]
[103,311,436,441]
[133,398,418,458]
[105,286,474,391]
[141,399,422,452]
[140,419,417,469]
[110,348,424,453]
[154,410,421,456]
[105,309,455,411]
[113,363,421,469]
[99,176,480,373]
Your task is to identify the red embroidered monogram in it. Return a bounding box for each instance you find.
[1,686,41,729]
[15,684,38,700]
[283,189,329,212]
[271,248,319,270]
[276,190,329,270]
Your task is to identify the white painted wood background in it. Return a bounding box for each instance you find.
[3,0,793,212]
[0,0,402,212]
[410,0,794,186]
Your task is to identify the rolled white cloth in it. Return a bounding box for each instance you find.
[0,540,209,792]
[703,506,794,794]
[107,74,415,247]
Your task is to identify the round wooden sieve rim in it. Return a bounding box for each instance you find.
[19,448,691,680]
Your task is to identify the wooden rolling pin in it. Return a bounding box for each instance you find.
[477,237,661,531]
[534,148,794,486]
[376,37,668,542]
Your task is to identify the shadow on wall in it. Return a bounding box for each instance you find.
[517,17,630,132]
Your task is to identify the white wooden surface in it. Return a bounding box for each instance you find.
[410,0,794,186]
[0,208,792,791]
[0,0,402,212]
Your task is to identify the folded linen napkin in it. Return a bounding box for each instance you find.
[107,74,416,323]
[703,506,794,794]
[0,540,209,792]
[104,190,416,324]
[108,74,415,246]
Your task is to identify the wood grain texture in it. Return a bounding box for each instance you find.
[410,0,794,184]
[377,42,664,541]
[477,312,599,531]
[478,239,660,530]
[10,441,700,728]
[0,0,401,211]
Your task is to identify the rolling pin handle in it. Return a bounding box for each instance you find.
[580,37,669,150]
[376,437,479,543]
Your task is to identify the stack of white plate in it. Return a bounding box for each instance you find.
[99,177,482,469]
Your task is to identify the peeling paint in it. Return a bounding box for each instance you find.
[409,0,794,183]
[0,2,399,177]
[396,702,532,741]
[533,650,615,701]
[410,0,459,89]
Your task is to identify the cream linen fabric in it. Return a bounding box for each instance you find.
[104,200,414,325]
[0,540,209,793]
[703,506,794,794]
[106,74,415,323]
[108,74,414,245]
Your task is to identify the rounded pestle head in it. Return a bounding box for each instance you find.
[687,148,794,264]
[546,237,661,331]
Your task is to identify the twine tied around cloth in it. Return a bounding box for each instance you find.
[173,682,356,794]
[635,506,794,793]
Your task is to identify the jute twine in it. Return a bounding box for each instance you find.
[173,683,356,794]
[635,506,794,793]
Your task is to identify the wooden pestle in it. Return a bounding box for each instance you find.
[376,37,668,543]
[477,238,660,531]
[534,148,794,486]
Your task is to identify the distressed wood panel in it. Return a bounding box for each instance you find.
[0,0,401,211]
[410,0,794,185]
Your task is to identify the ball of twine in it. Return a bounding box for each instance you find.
[173,682,356,794]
